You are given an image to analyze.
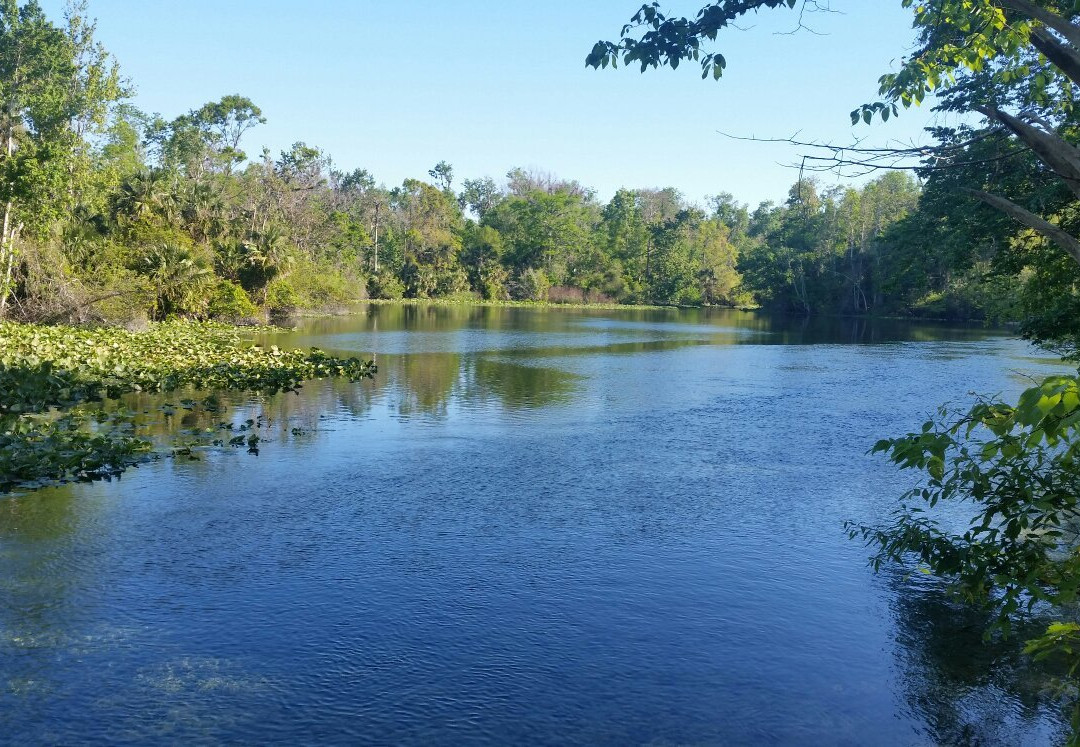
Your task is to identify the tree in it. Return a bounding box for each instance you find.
[461,223,508,298]
[154,95,263,180]
[459,176,501,220]
[428,160,454,192]
[587,1,1080,270]
[191,94,264,168]
[484,185,596,287]
[0,0,124,316]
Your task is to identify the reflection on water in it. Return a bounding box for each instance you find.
[884,568,1067,745]
[0,305,1073,744]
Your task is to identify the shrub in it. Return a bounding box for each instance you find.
[368,272,405,300]
[513,268,550,302]
[435,266,470,297]
[130,232,215,319]
[288,267,354,307]
[478,264,510,301]
[401,261,437,298]
[265,278,301,313]
[584,289,615,304]
[207,280,259,321]
[548,286,586,305]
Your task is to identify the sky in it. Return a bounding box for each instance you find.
[43,0,955,207]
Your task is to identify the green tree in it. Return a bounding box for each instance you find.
[0,0,75,313]
[459,176,502,220]
[428,160,454,192]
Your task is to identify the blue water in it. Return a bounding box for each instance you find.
[0,306,1070,744]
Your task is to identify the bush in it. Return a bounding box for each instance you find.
[435,266,470,297]
[130,231,215,319]
[676,285,703,306]
[368,272,405,300]
[513,268,550,302]
[478,264,510,300]
[265,278,301,313]
[548,286,586,304]
[289,267,354,307]
[584,289,615,304]
[207,280,259,321]
[401,261,437,298]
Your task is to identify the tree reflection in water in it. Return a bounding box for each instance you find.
[883,567,1069,745]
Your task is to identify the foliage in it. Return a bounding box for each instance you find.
[367,272,405,300]
[851,375,1080,627]
[0,321,375,412]
[589,0,1080,292]
[847,374,1080,733]
[0,320,376,492]
[0,414,150,491]
[513,267,551,302]
[0,2,987,320]
[207,279,258,320]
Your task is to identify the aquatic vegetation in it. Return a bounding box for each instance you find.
[0,321,375,412]
[0,415,151,491]
[0,321,375,492]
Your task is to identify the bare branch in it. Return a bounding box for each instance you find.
[714,128,1026,177]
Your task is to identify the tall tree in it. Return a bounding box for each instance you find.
[0,0,122,315]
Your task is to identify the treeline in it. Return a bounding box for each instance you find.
[0,1,1023,324]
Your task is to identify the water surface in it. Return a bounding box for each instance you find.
[0,306,1071,744]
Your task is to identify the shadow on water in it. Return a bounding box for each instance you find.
[275,303,1009,353]
[884,568,1070,745]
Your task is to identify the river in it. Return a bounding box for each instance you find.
[0,305,1071,744]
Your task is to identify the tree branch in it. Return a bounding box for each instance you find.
[979,106,1080,200]
[997,0,1080,49]
[1030,27,1080,86]
[963,187,1080,266]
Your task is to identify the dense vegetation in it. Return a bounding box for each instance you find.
[0,0,1037,324]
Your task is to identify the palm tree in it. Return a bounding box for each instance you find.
[138,241,213,319]
[112,169,177,226]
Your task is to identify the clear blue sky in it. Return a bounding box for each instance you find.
[46,0,949,207]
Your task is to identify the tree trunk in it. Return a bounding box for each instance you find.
[373,201,380,273]
[1029,28,1080,85]
[0,104,16,318]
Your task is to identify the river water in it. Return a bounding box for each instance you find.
[0,305,1072,744]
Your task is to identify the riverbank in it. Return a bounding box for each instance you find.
[359,298,670,312]
[0,321,376,492]
[353,297,1014,326]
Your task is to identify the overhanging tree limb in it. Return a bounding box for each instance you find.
[964,187,1080,265]
[1029,28,1080,85]
[978,106,1080,200]
[997,0,1080,49]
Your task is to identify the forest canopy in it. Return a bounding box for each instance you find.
[0,0,1039,325]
